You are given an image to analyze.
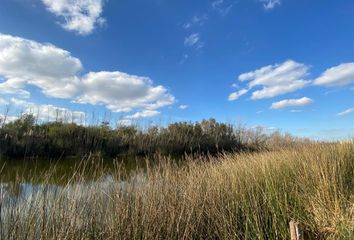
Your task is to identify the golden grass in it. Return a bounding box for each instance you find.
[0,143,353,239]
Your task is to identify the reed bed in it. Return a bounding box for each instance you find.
[0,143,353,239]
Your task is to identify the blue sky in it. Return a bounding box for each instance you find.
[0,0,354,140]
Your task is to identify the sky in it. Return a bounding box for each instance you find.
[0,0,354,140]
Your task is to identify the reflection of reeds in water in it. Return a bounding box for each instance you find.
[0,143,353,239]
[0,153,150,185]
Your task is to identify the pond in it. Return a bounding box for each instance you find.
[0,155,152,201]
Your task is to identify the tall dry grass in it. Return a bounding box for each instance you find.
[0,143,353,239]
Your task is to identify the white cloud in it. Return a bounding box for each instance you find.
[0,97,8,105]
[41,0,106,35]
[126,110,160,119]
[9,97,28,106]
[9,98,86,123]
[183,15,207,29]
[0,78,31,98]
[212,0,233,17]
[212,0,224,8]
[33,104,85,122]
[0,34,82,99]
[76,71,175,112]
[179,105,188,110]
[232,60,310,100]
[184,33,199,46]
[337,108,354,116]
[0,114,18,124]
[251,80,308,99]
[261,0,281,10]
[270,97,313,109]
[314,63,354,86]
[0,34,175,116]
[228,88,249,101]
[184,33,203,49]
[117,119,132,126]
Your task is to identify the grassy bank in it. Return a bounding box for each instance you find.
[1,142,353,239]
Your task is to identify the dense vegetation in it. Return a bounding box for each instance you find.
[0,114,301,158]
[1,142,353,239]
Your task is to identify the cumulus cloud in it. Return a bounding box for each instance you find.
[0,34,82,98]
[0,34,175,117]
[0,78,31,98]
[314,63,354,86]
[337,108,354,116]
[184,33,203,49]
[270,97,313,109]
[76,71,175,112]
[260,0,281,10]
[41,0,106,35]
[230,60,354,102]
[231,60,310,100]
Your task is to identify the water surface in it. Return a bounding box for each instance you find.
[0,155,149,201]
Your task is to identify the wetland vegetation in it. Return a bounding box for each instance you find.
[0,115,353,239]
[0,142,353,239]
[0,114,299,159]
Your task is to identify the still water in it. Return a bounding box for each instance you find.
[0,155,150,201]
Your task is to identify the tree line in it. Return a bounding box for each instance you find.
[0,114,303,159]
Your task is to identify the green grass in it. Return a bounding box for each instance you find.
[1,142,353,239]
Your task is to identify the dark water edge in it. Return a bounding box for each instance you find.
[0,155,153,203]
[0,152,205,203]
[0,155,149,184]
